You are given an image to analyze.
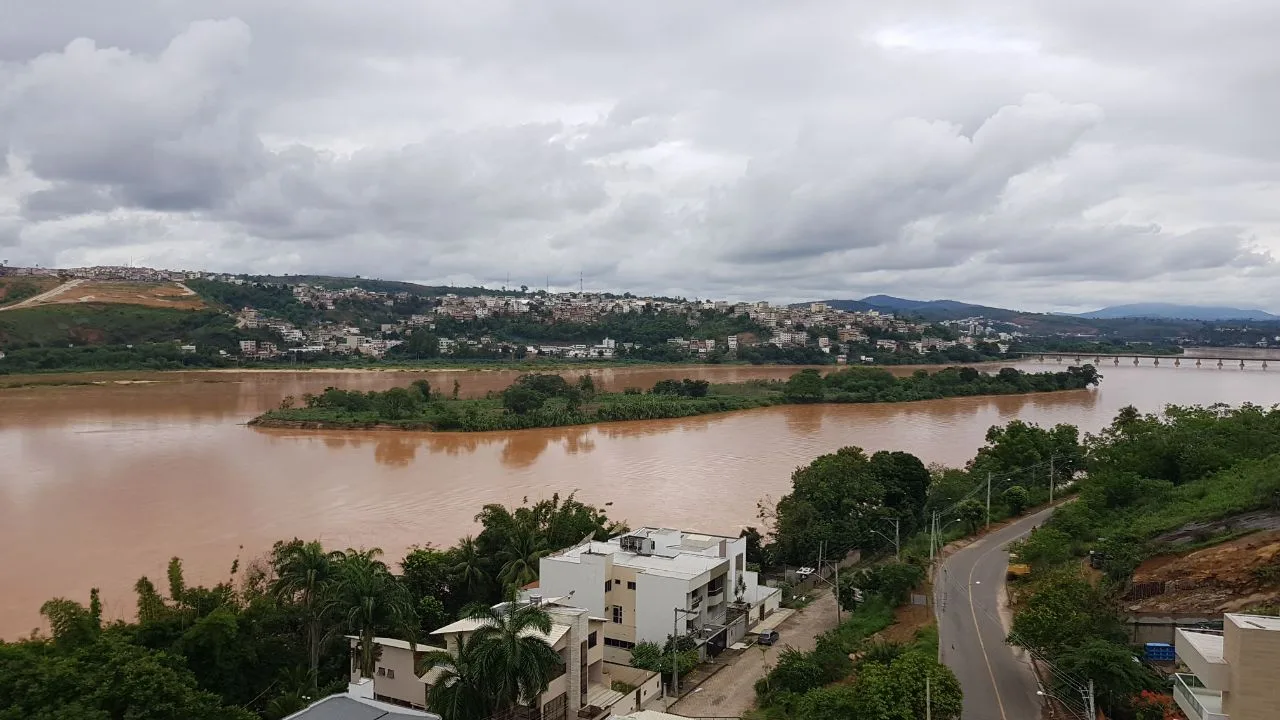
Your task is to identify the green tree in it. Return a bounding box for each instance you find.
[333,548,418,678]
[39,591,102,649]
[1056,639,1159,717]
[419,634,493,720]
[782,369,825,402]
[957,498,985,534]
[1009,569,1126,656]
[1003,485,1030,515]
[466,602,565,712]
[496,528,548,591]
[502,385,544,415]
[0,633,256,720]
[768,446,890,565]
[576,374,596,401]
[272,540,341,689]
[843,562,925,609]
[451,536,492,603]
[869,450,931,525]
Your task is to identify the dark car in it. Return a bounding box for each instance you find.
[758,629,780,646]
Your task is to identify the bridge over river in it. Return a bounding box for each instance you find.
[1018,352,1273,368]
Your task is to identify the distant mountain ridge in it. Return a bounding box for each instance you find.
[1073,303,1279,321]
[804,296,1280,326]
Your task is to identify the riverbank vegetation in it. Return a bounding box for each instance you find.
[0,493,625,719]
[250,364,1101,432]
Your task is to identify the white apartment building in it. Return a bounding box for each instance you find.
[350,598,660,720]
[1175,613,1280,720]
[537,528,779,665]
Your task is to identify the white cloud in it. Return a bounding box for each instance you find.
[0,1,1278,310]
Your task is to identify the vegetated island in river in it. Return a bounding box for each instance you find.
[249,364,1102,432]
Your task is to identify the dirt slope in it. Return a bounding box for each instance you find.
[1128,530,1280,613]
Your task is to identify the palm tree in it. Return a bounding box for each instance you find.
[334,547,417,678]
[468,602,564,710]
[496,528,548,591]
[420,634,493,720]
[273,540,342,689]
[452,535,489,601]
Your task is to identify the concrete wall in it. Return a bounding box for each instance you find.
[601,664,661,715]
[635,572,690,646]
[1126,614,1221,645]
[541,551,609,617]
[371,645,427,709]
[1223,617,1280,720]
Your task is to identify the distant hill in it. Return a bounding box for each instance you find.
[811,296,1022,322]
[248,274,502,297]
[1074,303,1279,321]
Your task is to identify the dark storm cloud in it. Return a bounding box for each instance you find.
[1,1,1279,309]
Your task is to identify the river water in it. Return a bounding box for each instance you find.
[3,359,1280,638]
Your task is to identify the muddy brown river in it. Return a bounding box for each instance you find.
[3,360,1279,638]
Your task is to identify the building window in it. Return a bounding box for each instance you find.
[605,580,611,593]
[627,581,636,590]
[386,669,395,679]
[377,667,386,677]
[612,605,623,624]
[588,631,598,648]
[603,637,636,650]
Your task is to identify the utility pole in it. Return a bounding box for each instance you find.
[1049,455,1056,503]
[926,675,934,720]
[1085,679,1095,719]
[892,517,900,561]
[834,558,841,625]
[672,608,679,705]
[986,472,992,528]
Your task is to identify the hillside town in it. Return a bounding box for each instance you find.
[1,264,1014,363]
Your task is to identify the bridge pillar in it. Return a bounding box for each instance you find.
[1114,358,1120,365]
[1218,359,1224,368]
[1240,360,1246,369]
[1095,357,1101,364]
[1264,361,1269,370]
[1196,359,1201,367]
[1133,357,1140,365]
[1038,355,1044,362]
[1074,356,1081,363]
[1153,358,1159,366]
[1174,358,1180,367]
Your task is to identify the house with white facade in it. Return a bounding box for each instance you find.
[349,598,660,720]
[537,528,780,665]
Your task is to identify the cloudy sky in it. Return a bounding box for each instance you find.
[2,2,1278,311]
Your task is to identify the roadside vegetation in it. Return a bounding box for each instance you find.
[0,493,624,720]
[250,364,1101,431]
[1001,403,1280,719]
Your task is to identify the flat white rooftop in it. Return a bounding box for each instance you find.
[1228,613,1280,631]
[548,530,731,581]
[1178,629,1225,663]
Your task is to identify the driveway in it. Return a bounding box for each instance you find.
[669,590,840,718]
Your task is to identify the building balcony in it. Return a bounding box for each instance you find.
[706,587,725,605]
[1173,674,1228,720]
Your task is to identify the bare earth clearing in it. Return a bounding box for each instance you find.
[12,280,206,310]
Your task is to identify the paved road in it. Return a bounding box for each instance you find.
[936,506,1056,720]
[669,590,839,718]
[0,278,81,311]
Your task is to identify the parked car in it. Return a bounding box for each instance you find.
[758,629,780,646]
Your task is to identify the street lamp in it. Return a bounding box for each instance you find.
[929,514,963,561]
[870,516,901,560]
